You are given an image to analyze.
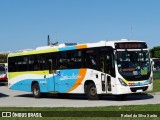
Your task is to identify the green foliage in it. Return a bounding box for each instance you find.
[152,79,160,93]
[0,53,8,63]
[150,46,160,58]
[0,104,160,120]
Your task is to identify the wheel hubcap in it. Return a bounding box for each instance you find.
[34,88,39,96]
[90,87,96,96]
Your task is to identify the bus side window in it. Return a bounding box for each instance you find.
[44,53,58,72]
[48,59,53,74]
[100,58,104,72]
[39,55,46,70]
[106,55,110,74]
[8,57,17,72]
[58,52,67,69]
[17,56,28,71]
[28,55,40,71]
[106,53,115,77]
[34,60,39,71]
[84,49,98,70]
[66,50,82,69]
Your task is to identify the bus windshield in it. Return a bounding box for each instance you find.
[116,50,151,81]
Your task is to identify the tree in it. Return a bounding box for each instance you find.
[0,53,9,63]
[150,46,160,58]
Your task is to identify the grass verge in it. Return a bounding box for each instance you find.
[0,105,160,120]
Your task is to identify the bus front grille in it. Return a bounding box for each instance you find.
[130,86,148,92]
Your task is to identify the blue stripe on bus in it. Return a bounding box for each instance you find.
[10,79,49,92]
[134,80,149,86]
[59,46,76,51]
[54,69,79,93]
[10,69,80,93]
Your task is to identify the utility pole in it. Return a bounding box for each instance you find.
[47,35,50,46]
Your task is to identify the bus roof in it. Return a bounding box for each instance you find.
[8,39,147,57]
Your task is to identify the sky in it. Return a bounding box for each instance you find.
[0,0,160,52]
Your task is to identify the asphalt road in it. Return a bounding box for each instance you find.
[0,86,160,107]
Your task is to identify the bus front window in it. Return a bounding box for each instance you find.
[116,50,151,81]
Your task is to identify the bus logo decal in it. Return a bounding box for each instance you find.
[57,71,61,76]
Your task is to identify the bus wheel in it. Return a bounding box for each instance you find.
[85,83,99,100]
[32,83,41,98]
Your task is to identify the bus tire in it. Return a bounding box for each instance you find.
[32,83,41,98]
[85,83,99,100]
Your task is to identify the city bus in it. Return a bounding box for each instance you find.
[152,58,160,71]
[0,63,8,84]
[152,58,160,79]
[8,39,153,99]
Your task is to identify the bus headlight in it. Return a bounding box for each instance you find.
[118,78,128,86]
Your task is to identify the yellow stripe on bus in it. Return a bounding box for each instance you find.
[9,70,49,80]
[8,48,59,57]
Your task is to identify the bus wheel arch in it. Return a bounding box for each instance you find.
[84,80,99,100]
[31,81,41,98]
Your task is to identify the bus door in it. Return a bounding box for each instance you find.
[100,50,115,93]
